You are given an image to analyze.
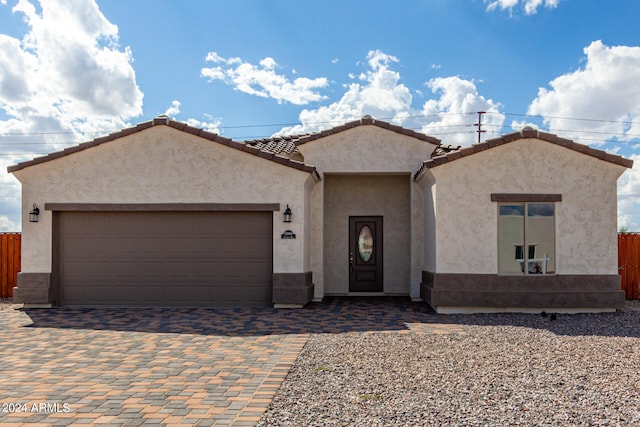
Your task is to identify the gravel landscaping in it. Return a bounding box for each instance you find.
[259,302,640,427]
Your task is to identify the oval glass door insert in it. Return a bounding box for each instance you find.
[358,225,374,262]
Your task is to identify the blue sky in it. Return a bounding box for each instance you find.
[2,0,640,230]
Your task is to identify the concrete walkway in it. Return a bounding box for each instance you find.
[0,298,463,426]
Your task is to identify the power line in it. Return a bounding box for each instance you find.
[1,112,640,154]
[7,111,640,138]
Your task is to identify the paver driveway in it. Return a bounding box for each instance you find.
[0,298,463,426]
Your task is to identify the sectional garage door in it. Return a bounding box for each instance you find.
[55,211,273,307]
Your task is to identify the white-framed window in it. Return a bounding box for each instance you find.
[498,202,556,275]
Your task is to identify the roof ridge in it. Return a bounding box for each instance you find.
[413,127,633,181]
[292,116,441,146]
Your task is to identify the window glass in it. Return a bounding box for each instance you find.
[525,203,555,274]
[498,202,555,275]
[498,204,525,275]
[357,225,374,262]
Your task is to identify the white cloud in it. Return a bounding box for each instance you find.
[0,0,143,230]
[201,52,328,105]
[0,215,20,232]
[417,76,505,146]
[161,100,221,133]
[618,156,640,230]
[0,159,21,232]
[485,0,559,15]
[527,41,640,145]
[186,117,221,134]
[164,100,181,117]
[275,50,414,135]
[331,58,339,64]
[276,50,504,146]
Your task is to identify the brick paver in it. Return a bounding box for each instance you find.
[0,297,462,426]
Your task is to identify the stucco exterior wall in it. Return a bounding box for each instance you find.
[298,126,437,173]
[409,181,425,297]
[323,174,411,294]
[429,138,626,275]
[417,171,437,273]
[13,125,312,274]
[309,180,324,299]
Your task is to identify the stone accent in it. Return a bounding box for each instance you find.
[421,271,625,312]
[273,272,314,307]
[13,273,51,305]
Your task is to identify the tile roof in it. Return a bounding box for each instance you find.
[431,144,461,158]
[244,136,304,162]
[7,116,319,177]
[293,115,442,146]
[413,127,634,181]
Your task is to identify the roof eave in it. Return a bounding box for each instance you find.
[413,128,633,177]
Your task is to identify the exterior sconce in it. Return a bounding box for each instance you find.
[283,204,292,223]
[29,204,40,223]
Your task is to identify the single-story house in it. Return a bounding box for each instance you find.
[8,115,633,312]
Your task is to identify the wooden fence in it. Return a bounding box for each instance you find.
[619,233,640,300]
[0,233,21,299]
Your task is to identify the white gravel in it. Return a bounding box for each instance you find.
[259,302,640,426]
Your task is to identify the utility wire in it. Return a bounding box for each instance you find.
[1,112,640,156]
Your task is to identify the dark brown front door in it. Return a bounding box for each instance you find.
[349,216,383,292]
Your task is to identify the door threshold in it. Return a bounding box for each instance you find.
[346,292,386,296]
[325,292,409,297]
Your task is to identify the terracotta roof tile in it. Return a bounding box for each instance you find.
[292,116,441,146]
[413,127,633,181]
[7,117,318,175]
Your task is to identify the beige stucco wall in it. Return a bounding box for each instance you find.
[298,126,437,173]
[409,180,425,296]
[13,125,313,274]
[323,174,411,294]
[428,138,627,275]
[309,180,324,299]
[417,171,437,273]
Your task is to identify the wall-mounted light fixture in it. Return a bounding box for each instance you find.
[29,204,40,223]
[283,204,292,223]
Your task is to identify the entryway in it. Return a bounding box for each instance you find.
[322,174,411,295]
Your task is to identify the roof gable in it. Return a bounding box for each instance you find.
[7,116,318,176]
[414,127,633,181]
[241,116,442,162]
[294,115,441,146]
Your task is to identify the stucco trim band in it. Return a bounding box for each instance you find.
[421,271,625,311]
[490,193,562,202]
[45,203,281,212]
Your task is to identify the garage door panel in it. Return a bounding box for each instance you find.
[57,211,274,306]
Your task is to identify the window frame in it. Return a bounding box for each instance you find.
[494,194,559,276]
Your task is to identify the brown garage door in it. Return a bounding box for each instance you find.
[55,211,273,307]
